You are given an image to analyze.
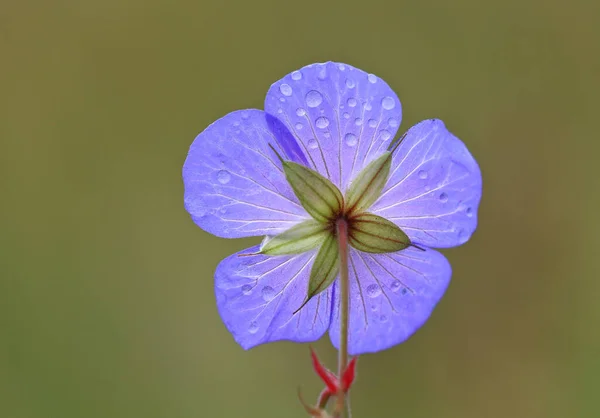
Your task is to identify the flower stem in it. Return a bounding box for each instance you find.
[335,218,350,418]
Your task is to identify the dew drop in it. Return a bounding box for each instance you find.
[355,118,363,126]
[296,108,307,116]
[439,192,449,203]
[418,170,428,179]
[345,78,355,88]
[277,108,283,113]
[279,97,286,102]
[324,132,331,138]
[279,83,292,96]
[401,288,408,295]
[291,70,302,80]
[193,208,207,218]
[364,102,372,111]
[241,284,252,295]
[391,281,402,292]
[338,63,346,71]
[306,90,323,108]
[308,139,318,149]
[343,112,350,119]
[382,96,395,110]
[466,207,473,217]
[295,123,303,130]
[388,118,399,127]
[317,65,327,80]
[368,73,377,83]
[217,170,231,184]
[233,121,240,127]
[347,98,357,107]
[370,305,378,312]
[379,315,388,323]
[261,286,275,302]
[368,119,377,128]
[366,284,382,298]
[248,321,259,334]
[458,228,467,240]
[345,133,357,146]
[380,130,391,141]
[315,117,329,129]
[241,111,250,120]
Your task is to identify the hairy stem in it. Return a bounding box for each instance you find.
[335,218,350,418]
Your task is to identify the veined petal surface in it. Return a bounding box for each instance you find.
[371,119,482,248]
[183,110,309,238]
[329,246,451,355]
[215,245,333,349]
[265,62,402,192]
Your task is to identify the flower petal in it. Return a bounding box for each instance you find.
[183,110,309,238]
[215,245,333,350]
[371,119,482,248]
[329,247,451,355]
[265,62,402,192]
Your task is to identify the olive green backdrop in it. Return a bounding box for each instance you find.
[2,0,598,417]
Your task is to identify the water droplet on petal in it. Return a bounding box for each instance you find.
[279,97,285,102]
[401,288,408,295]
[261,286,275,302]
[338,63,346,71]
[418,170,428,179]
[366,284,382,298]
[306,90,323,108]
[295,123,303,130]
[380,130,391,141]
[382,96,395,110]
[368,119,377,128]
[217,170,231,184]
[308,139,318,149]
[343,112,350,119]
[248,321,259,334]
[440,192,449,203]
[241,111,250,120]
[379,315,388,323]
[315,117,329,129]
[347,98,357,107]
[364,102,372,111]
[391,281,402,292]
[291,70,302,80]
[345,133,357,146]
[388,118,399,127]
[279,83,292,96]
[317,65,327,80]
[296,108,306,116]
[370,304,378,312]
[241,284,252,295]
[345,78,355,88]
[466,207,473,217]
[368,73,377,83]
[233,121,240,127]
[355,118,363,126]
[324,132,331,138]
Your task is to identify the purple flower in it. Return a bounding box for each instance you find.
[183,62,481,355]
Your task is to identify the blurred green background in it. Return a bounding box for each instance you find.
[2,0,598,417]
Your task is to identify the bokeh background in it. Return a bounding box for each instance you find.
[2,0,598,417]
